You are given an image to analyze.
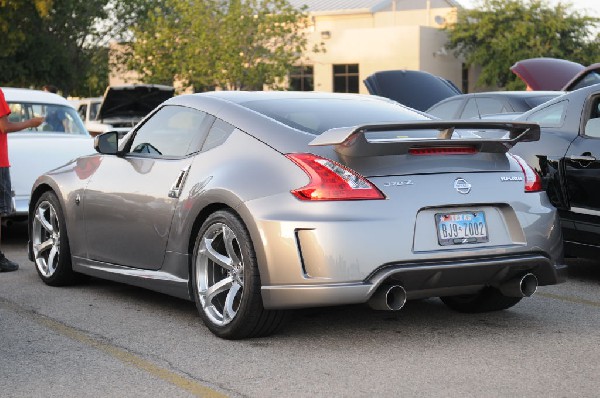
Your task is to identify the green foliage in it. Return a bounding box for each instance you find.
[127,0,314,91]
[445,0,600,90]
[0,0,152,96]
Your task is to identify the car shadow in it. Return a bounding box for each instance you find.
[565,258,600,284]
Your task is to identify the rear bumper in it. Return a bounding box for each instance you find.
[261,254,567,309]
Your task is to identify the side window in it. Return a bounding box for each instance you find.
[428,99,462,119]
[78,104,87,121]
[526,101,567,127]
[583,96,600,138]
[475,98,508,116]
[202,119,235,152]
[129,105,209,157]
[461,98,480,119]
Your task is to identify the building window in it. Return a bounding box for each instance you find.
[333,64,359,93]
[289,65,314,91]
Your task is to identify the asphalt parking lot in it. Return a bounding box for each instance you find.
[1,220,599,397]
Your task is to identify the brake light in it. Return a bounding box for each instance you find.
[409,146,478,156]
[286,153,385,201]
[510,154,543,192]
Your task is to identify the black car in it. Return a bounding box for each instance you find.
[426,91,561,120]
[510,83,600,258]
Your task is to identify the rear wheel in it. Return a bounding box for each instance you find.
[31,191,77,286]
[440,287,523,313]
[191,210,288,339]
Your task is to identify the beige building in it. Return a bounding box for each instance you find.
[110,0,471,94]
[289,0,470,94]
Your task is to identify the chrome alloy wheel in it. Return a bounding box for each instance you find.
[196,222,245,326]
[31,200,61,278]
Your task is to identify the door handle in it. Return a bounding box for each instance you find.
[569,155,596,162]
[168,165,191,198]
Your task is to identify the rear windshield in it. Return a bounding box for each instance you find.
[8,102,88,135]
[241,98,429,135]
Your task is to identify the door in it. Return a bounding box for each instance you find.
[83,105,213,269]
[563,95,600,245]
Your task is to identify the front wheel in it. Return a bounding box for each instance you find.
[191,210,288,339]
[31,191,76,286]
[440,287,523,313]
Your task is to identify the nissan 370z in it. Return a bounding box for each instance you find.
[27,91,566,339]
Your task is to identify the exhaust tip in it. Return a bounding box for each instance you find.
[500,273,538,297]
[520,273,538,297]
[369,285,407,311]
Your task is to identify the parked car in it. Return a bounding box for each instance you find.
[3,87,94,220]
[427,91,561,120]
[80,84,175,137]
[509,83,600,259]
[364,70,461,112]
[74,96,101,128]
[364,70,559,118]
[511,57,600,91]
[28,91,566,339]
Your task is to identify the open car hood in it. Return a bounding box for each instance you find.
[363,70,462,112]
[97,84,175,121]
[510,58,585,91]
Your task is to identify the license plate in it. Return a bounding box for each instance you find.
[435,211,488,246]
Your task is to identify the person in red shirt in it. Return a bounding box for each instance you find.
[0,88,44,272]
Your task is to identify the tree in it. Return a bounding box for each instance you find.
[127,0,317,91]
[445,0,600,90]
[0,0,155,96]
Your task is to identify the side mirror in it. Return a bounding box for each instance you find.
[584,118,600,138]
[94,131,119,155]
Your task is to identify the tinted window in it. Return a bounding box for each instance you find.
[8,102,87,135]
[526,101,567,127]
[427,99,462,119]
[130,105,209,157]
[570,71,600,91]
[241,98,428,134]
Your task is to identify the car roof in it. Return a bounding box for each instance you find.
[2,87,72,106]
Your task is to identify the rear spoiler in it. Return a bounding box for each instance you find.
[308,120,540,157]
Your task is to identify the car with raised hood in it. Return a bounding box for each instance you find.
[510,57,600,92]
[83,84,175,137]
[3,87,93,220]
[28,91,566,339]
[509,83,600,259]
[364,70,561,118]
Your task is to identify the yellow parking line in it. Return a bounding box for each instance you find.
[1,299,228,398]
[538,292,600,308]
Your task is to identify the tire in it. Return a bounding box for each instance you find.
[191,210,288,339]
[440,287,523,313]
[30,191,77,286]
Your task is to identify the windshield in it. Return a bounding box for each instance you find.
[570,71,600,91]
[241,98,429,135]
[7,102,88,135]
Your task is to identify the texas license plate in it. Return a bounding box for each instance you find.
[435,211,488,246]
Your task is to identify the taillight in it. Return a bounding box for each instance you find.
[286,153,385,201]
[510,154,543,192]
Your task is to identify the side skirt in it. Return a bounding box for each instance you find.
[72,254,192,301]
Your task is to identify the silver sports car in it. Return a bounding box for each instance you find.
[28,91,566,339]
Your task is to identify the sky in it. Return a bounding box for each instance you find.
[458,0,600,16]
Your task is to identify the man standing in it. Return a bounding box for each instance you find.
[0,88,44,272]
